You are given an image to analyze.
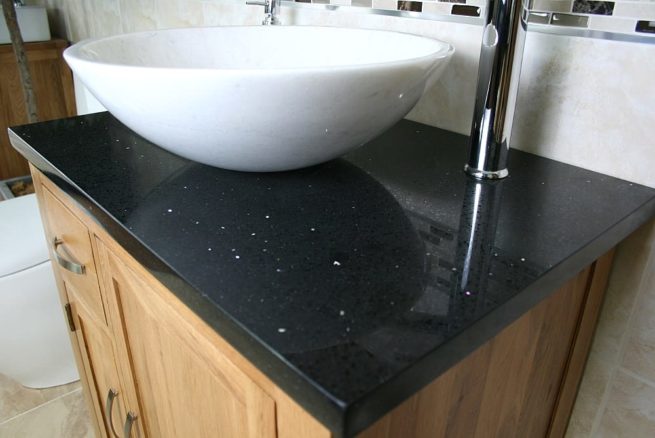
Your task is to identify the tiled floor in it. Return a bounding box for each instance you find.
[0,373,93,438]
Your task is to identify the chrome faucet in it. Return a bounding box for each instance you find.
[246,0,282,25]
[465,0,529,180]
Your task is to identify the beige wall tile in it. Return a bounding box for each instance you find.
[118,0,158,33]
[621,246,655,382]
[0,389,91,437]
[598,221,655,354]
[84,0,122,38]
[613,1,655,19]
[155,0,205,29]
[565,347,616,437]
[202,2,262,26]
[596,370,655,437]
[513,32,655,189]
[64,0,90,41]
[0,373,80,424]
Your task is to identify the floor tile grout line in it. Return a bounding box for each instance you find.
[0,387,82,427]
[619,366,655,390]
[589,242,655,436]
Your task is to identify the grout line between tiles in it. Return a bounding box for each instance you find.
[0,387,82,427]
[618,366,655,390]
[589,243,655,437]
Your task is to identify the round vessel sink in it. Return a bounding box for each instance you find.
[64,26,454,172]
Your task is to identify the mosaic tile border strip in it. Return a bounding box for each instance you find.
[283,0,655,40]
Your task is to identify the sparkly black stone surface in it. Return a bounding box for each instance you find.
[10,113,655,437]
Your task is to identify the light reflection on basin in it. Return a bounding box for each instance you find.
[64,26,454,172]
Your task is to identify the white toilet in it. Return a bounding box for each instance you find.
[0,193,78,388]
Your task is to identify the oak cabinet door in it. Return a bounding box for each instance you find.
[98,241,276,438]
[66,284,129,438]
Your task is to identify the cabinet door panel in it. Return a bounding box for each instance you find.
[41,186,106,324]
[65,282,128,438]
[100,243,276,438]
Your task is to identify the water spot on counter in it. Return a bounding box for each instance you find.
[310,227,316,232]
[208,248,212,252]
[339,310,345,316]
[167,208,173,213]
[251,232,256,236]
[333,261,341,266]
[265,215,270,219]
[235,255,240,259]
[278,328,286,333]
[520,257,526,262]
[276,268,283,272]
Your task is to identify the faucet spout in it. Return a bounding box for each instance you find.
[246,0,282,25]
[465,0,529,180]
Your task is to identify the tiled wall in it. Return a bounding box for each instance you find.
[284,0,655,36]
[26,0,655,435]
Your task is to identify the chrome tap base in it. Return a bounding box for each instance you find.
[464,164,509,180]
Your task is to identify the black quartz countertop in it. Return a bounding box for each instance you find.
[10,113,655,436]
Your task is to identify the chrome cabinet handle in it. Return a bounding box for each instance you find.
[52,237,86,274]
[123,412,138,438]
[105,388,120,438]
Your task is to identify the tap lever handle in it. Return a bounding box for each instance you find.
[246,0,269,6]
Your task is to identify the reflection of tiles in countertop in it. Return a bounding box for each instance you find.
[0,373,92,438]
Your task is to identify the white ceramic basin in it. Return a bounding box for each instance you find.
[64,26,454,172]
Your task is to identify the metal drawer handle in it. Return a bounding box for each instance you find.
[124,412,138,438]
[105,388,120,438]
[52,237,86,275]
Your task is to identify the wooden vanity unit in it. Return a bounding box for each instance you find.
[33,166,614,438]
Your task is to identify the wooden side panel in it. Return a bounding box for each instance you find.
[360,262,607,438]
[0,40,76,179]
[97,240,276,438]
[548,250,615,437]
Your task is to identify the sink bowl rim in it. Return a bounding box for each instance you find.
[63,25,455,74]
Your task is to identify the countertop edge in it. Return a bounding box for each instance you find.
[343,192,655,435]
